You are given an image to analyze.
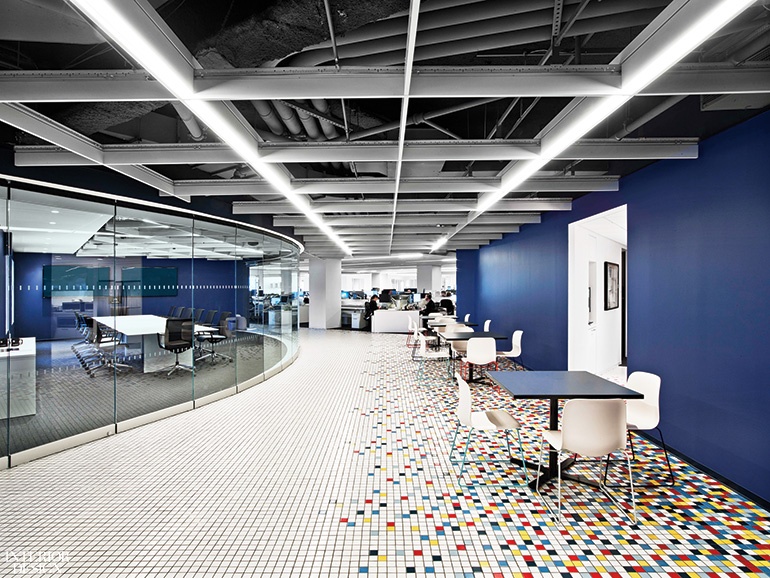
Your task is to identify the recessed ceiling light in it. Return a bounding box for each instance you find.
[51,210,60,214]
[49,221,56,225]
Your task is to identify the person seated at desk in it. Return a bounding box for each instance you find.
[364,295,379,330]
[439,290,455,315]
[421,293,438,315]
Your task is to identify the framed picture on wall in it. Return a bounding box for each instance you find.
[604,261,620,310]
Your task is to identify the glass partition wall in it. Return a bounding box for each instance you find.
[0,181,301,464]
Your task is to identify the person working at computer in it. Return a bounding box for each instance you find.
[421,293,438,315]
[439,291,455,315]
[364,295,379,330]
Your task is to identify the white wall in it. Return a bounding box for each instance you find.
[568,213,625,374]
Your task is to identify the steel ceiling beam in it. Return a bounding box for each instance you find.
[14,138,699,166]
[171,176,617,197]
[233,198,571,214]
[1,63,767,102]
[0,102,176,195]
[278,213,541,227]
[444,0,756,247]
[293,224,522,236]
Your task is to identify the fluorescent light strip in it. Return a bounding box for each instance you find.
[432,0,756,250]
[69,0,352,255]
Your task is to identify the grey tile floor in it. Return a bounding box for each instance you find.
[0,328,768,577]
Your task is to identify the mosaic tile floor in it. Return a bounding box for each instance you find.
[1,329,768,577]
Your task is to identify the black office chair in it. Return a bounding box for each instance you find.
[216,311,233,335]
[167,305,177,317]
[201,309,218,326]
[172,306,185,318]
[157,318,194,376]
[193,308,205,323]
[195,326,232,364]
[74,316,131,377]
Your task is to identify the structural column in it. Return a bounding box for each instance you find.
[416,265,442,295]
[309,257,341,329]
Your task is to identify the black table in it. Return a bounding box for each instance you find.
[443,331,506,341]
[445,333,507,381]
[487,370,643,489]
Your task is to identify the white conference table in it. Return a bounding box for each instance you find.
[93,315,213,373]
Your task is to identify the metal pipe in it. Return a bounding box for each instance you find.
[252,100,285,135]
[338,97,500,142]
[310,99,341,140]
[294,99,323,140]
[285,0,665,66]
[422,119,461,140]
[272,100,303,136]
[613,95,687,140]
[171,102,204,142]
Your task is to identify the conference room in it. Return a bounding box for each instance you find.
[0,179,302,463]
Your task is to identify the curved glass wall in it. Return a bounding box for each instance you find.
[0,180,301,463]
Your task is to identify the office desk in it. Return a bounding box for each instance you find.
[488,370,642,489]
[0,337,36,418]
[372,309,419,333]
[93,315,211,373]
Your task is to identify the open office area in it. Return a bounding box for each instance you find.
[1,0,769,576]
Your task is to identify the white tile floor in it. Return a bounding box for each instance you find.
[0,329,768,577]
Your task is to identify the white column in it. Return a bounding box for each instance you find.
[417,265,442,294]
[309,257,341,329]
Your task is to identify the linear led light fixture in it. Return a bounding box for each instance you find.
[68,0,352,256]
[344,252,424,262]
[465,0,756,224]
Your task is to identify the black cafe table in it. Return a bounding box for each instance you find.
[445,332,507,381]
[487,370,643,490]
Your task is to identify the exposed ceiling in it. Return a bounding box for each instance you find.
[0,0,768,272]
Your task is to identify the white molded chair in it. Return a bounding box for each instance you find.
[536,398,636,526]
[414,333,451,385]
[406,316,420,348]
[483,319,491,332]
[499,330,524,367]
[448,325,474,360]
[410,322,438,359]
[462,337,498,382]
[464,313,471,323]
[606,371,674,487]
[449,373,529,487]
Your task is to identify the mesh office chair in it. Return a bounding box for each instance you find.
[193,308,205,323]
[201,309,218,326]
[157,318,194,376]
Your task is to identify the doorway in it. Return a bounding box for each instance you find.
[567,206,627,375]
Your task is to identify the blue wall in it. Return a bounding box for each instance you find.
[13,254,248,339]
[459,110,770,503]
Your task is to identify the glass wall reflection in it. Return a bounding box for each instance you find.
[0,182,301,462]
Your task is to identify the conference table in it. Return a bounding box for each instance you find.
[487,370,643,490]
[93,315,213,373]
